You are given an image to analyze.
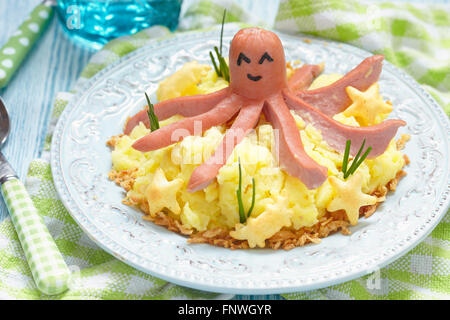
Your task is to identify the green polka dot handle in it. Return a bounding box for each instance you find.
[0,2,53,88]
[1,178,71,295]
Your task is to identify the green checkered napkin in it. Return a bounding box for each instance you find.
[274,0,450,116]
[0,0,449,299]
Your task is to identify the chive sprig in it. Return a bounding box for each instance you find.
[145,92,159,132]
[209,10,230,82]
[236,158,256,223]
[342,139,372,179]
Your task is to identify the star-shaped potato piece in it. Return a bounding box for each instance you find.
[327,173,377,225]
[344,83,393,126]
[230,192,292,248]
[145,168,184,216]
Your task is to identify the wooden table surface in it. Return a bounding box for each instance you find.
[0,0,94,220]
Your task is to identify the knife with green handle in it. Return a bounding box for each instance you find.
[0,97,71,295]
[0,0,54,89]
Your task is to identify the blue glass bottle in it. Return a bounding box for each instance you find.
[56,0,183,49]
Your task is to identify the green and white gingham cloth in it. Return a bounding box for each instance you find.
[0,0,449,299]
[274,0,450,116]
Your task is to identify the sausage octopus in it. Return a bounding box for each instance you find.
[125,28,406,192]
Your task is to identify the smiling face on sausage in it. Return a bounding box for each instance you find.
[229,28,287,100]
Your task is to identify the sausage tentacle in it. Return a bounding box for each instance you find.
[283,89,406,158]
[132,94,242,152]
[296,55,384,116]
[264,93,328,189]
[124,87,230,135]
[288,63,324,93]
[187,100,264,192]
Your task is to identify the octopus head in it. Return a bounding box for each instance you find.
[229,27,287,100]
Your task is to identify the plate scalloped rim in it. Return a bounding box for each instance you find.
[51,29,450,295]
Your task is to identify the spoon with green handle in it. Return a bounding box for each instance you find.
[0,97,71,295]
[0,0,55,89]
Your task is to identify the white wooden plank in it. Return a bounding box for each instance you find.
[0,1,94,220]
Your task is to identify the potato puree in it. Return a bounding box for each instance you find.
[109,61,406,248]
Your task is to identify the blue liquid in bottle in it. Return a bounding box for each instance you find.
[56,0,182,49]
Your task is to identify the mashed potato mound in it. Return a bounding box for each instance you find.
[108,61,408,249]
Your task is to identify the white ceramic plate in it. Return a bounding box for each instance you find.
[51,29,450,295]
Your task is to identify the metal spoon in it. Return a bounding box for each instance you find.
[0,97,71,295]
